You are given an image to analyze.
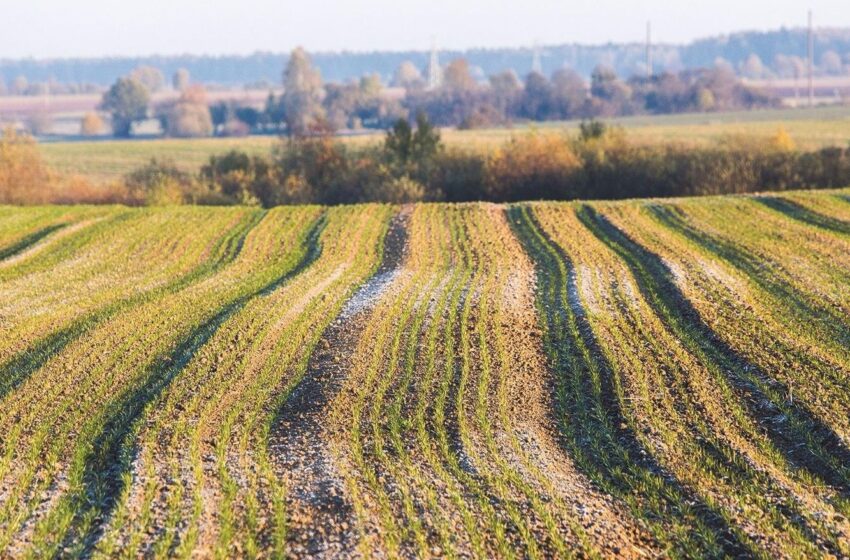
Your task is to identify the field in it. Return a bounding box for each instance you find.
[38,105,850,183]
[1,188,849,558]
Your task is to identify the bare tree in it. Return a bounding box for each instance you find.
[282,47,325,136]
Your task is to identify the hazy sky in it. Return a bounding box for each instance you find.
[2,0,849,59]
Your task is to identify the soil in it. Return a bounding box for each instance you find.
[269,207,410,558]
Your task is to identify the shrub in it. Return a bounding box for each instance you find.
[429,149,487,202]
[80,112,105,136]
[200,150,267,205]
[484,133,582,201]
[0,127,52,204]
[364,175,426,203]
[125,159,198,205]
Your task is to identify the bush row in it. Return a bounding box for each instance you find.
[128,127,850,207]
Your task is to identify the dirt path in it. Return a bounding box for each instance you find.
[269,207,409,558]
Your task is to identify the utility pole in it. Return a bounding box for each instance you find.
[646,21,653,79]
[808,10,814,107]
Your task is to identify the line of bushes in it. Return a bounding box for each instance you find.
[123,120,850,207]
[3,122,850,207]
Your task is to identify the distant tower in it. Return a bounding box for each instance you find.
[532,43,543,74]
[807,10,814,107]
[427,38,442,89]
[646,21,653,78]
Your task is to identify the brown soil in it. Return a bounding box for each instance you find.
[268,207,409,558]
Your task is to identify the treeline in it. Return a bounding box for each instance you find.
[115,119,850,207]
[209,53,776,134]
[97,48,775,139]
[2,27,850,88]
[404,63,775,128]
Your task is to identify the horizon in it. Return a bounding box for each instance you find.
[0,24,845,63]
[2,0,849,60]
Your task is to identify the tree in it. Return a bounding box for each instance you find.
[264,93,286,132]
[695,87,716,111]
[234,106,261,131]
[489,70,521,114]
[100,77,150,137]
[80,112,104,136]
[282,47,325,136]
[443,59,477,92]
[589,65,631,115]
[551,68,586,118]
[173,68,190,91]
[323,83,360,130]
[162,85,213,138]
[359,74,382,98]
[774,54,806,79]
[131,66,165,92]
[821,50,843,75]
[384,112,441,181]
[392,61,424,89]
[210,101,231,134]
[591,65,627,100]
[519,72,554,120]
[740,54,765,79]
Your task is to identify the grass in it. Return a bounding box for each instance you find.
[1,187,849,557]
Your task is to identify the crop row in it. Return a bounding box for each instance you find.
[0,188,848,558]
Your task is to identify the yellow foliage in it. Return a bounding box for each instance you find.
[485,132,581,200]
[80,112,105,136]
[769,126,797,151]
[0,127,53,204]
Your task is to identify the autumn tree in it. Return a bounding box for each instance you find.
[80,112,105,136]
[162,85,213,138]
[740,54,765,79]
[131,65,165,92]
[282,47,325,136]
[443,58,477,91]
[359,74,383,98]
[0,127,52,204]
[489,70,521,114]
[551,68,586,118]
[519,71,554,120]
[100,77,150,137]
[392,61,424,89]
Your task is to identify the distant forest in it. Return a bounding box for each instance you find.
[2,28,850,88]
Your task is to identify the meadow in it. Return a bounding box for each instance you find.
[1,188,849,558]
[39,104,850,183]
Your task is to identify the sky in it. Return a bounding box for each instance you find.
[2,0,850,59]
